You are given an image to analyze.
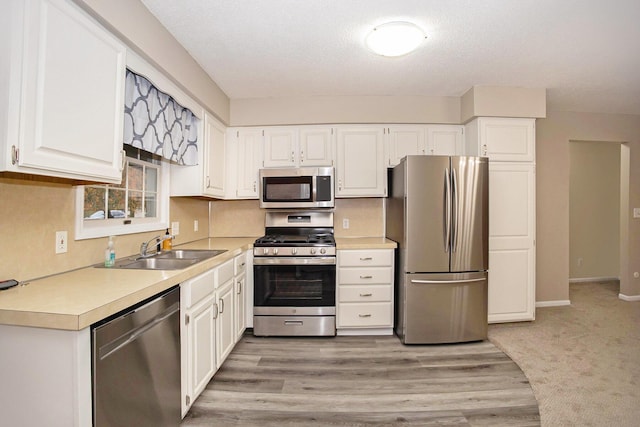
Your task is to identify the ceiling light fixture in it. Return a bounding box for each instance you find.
[365,21,426,57]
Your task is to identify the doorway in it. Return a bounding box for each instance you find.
[569,141,621,282]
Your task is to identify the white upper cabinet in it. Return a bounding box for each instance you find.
[1,0,126,183]
[298,126,334,167]
[203,114,226,197]
[171,112,227,199]
[263,126,334,167]
[426,125,464,156]
[336,126,386,197]
[262,127,298,167]
[465,117,535,161]
[386,126,425,167]
[386,125,464,167]
[232,128,263,198]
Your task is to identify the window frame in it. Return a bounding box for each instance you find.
[74,152,170,240]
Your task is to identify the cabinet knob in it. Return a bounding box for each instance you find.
[291,151,295,162]
[300,150,304,162]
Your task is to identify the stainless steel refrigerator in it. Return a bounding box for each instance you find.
[386,155,489,344]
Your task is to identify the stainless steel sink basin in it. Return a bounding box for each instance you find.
[115,257,199,270]
[99,249,228,270]
[154,249,227,260]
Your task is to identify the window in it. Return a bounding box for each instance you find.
[75,146,169,240]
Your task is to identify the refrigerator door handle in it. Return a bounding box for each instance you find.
[443,168,451,253]
[410,278,486,284]
[451,167,458,253]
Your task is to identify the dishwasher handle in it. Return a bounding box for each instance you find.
[98,301,180,360]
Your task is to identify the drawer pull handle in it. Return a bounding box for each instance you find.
[359,257,373,261]
[284,320,303,326]
[360,293,373,297]
[358,314,372,318]
[360,275,373,279]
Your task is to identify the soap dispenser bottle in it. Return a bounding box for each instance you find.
[162,228,172,251]
[104,236,116,267]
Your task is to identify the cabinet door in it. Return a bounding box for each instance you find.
[236,129,263,198]
[203,113,226,197]
[188,295,216,402]
[234,273,246,342]
[17,0,126,182]
[386,125,425,167]
[336,126,386,197]
[216,280,235,367]
[299,126,334,166]
[426,125,463,156]
[263,127,298,168]
[488,163,536,322]
[477,118,535,161]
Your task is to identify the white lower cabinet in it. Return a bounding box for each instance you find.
[337,249,394,335]
[234,253,248,342]
[181,269,216,416]
[215,259,235,368]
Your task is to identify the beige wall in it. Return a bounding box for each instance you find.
[230,96,461,126]
[0,175,210,281]
[72,0,230,124]
[569,141,620,279]
[536,111,640,301]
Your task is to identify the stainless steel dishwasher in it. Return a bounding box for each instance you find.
[92,286,181,427]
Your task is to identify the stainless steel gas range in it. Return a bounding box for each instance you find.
[253,211,336,337]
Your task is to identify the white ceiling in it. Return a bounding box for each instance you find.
[141,0,640,115]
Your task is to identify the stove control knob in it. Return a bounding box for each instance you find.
[292,248,297,255]
[320,248,326,255]
[310,248,317,255]
[273,248,279,255]
[263,248,269,255]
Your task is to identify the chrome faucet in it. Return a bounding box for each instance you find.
[139,234,172,258]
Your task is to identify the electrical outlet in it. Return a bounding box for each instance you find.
[634,208,640,218]
[194,219,199,232]
[55,231,67,254]
[171,221,180,236]
[342,218,350,229]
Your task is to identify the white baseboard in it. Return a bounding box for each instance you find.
[536,300,571,307]
[569,276,619,283]
[619,293,640,302]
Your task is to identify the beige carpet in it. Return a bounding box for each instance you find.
[488,281,640,426]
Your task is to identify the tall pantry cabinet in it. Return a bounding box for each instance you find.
[465,118,536,323]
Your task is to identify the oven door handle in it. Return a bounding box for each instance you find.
[253,256,336,265]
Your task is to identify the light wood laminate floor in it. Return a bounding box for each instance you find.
[182,334,540,426]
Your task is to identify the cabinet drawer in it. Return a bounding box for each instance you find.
[339,285,392,302]
[183,269,215,308]
[234,254,247,276]
[216,259,234,288]
[339,250,392,267]
[339,267,392,285]
[338,303,392,327]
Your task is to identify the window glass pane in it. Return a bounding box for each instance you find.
[128,190,144,218]
[128,163,144,191]
[108,189,126,218]
[145,167,158,192]
[145,193,157,218]
[84,187,106,220]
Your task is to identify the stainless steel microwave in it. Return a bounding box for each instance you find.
[259,167,334,209]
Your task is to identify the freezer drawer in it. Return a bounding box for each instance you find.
[397,272,487,344]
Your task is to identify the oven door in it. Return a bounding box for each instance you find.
[253,257,336,310]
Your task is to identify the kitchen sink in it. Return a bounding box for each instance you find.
[99,249,228,270]
[154,249,227,260]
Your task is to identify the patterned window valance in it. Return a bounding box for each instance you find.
[124,69,199,165]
